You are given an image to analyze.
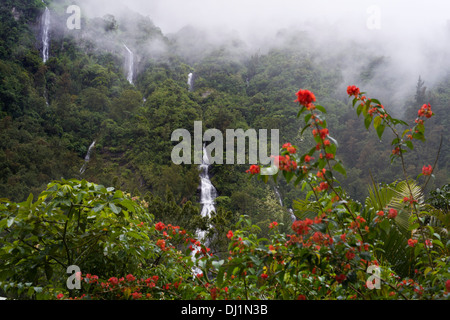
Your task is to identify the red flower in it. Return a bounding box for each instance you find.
[126,274,136,282]
[295,89,316,107]
[269,221,278,229]
[445,279,450,292]
[403,197,418,204]
[347,85,360,97]
[304,155,313,163]
[335,274,347,283]
[319,182,329,191]
[297,294,307,300]
[108,277,119,286]
[57,293,64,300]
[417,104,433,118]
[287,146,296,154]
[408,239,418,247]
[261,273,269,280]
[246,164,260,175]
[422,165,433,176]
[392,147,400,155]
[282,142,292,149]
[387,208,398,219]
[131,292,142,300]
[155,222,165,231]
[156,239,166,250]
[227,230,233,239]
[346,250,355,260]
[292,218,314,235]
[319,128,329,140]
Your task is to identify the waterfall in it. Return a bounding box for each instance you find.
[191,145,217,275]
[79,140,96,176]
[41,6,50,63]
[273,186,297,222]
[123,44,134,84]
[187,73,194,92]
[273,186,283,206]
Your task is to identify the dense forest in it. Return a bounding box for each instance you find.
[0,0,449,301]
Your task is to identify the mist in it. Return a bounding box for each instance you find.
[72,0,450,106]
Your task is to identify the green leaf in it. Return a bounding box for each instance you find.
[92,203,105,213]
[304,114,312,124]
[315,105,327,113]
[127,231,144,240]
[373,116,382,129]
[364,116,372,130]
[376,124,385,140]
[356,104,363,117]
[7,217,15,228]
[405,140,414,150]
[333,162,347,177]
[109,203,121,214]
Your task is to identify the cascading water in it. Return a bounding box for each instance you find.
[79,140,96,176]
[187,73,194,92]
[273,186,297,222]
[123,44,134,85]
[41,4,50,63]
[273,186,283,207]
[191,145,217,275]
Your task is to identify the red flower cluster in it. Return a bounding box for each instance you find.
[335,274,347,283]
[422,165,433,176]
[295,89,316,108]
[274,155,297,172]
[246,164,260,175]
[417,104,433,118]
[403,196,418,205]
[408,238,418,247]
[350,216,366,230]
[392,147,400,155]
[292,218,314,235]
[347,85,360,97]
[313,128,329,140]
[227,230,233,239]
[269,221,279,229]
[388,208,398,219]
[283,142,297,154]
[304,155,314,163]
[156,239,166,250]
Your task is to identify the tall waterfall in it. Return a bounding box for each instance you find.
[79,140,96,176]
[187,73,194,92]
[123,44,134,84]
[41,6,50,63]
[273,186,297,222]
[197,145,217,240]
[191,146,217,274]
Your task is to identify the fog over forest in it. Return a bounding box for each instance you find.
[75,0,450,107]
